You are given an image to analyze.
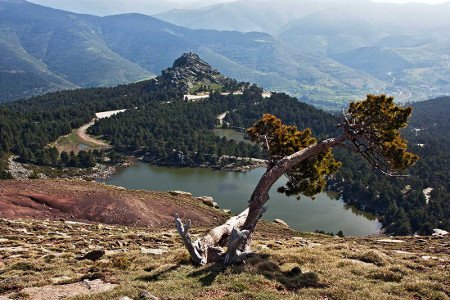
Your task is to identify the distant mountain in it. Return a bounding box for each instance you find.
[158,0,450,103]
[155,0,325,34]
[27,0,233,16]
[100,13,384,106]
[0,0,153,102]
[0,0,384,105]
[1,0,448,105]
[157,0,450,35]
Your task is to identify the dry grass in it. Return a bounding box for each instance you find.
[0,218,448,300]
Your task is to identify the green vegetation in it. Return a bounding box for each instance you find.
[0,51,448,236]
[224,95,450,235]
[89,87,266,167]
[188,83,224,94]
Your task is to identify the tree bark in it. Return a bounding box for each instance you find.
[176,135,346,265]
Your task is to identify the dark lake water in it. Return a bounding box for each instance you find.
[100,163,382,236]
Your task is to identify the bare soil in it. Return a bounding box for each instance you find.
[0,180,225,228]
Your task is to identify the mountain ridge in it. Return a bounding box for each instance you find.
[0,0,396,107]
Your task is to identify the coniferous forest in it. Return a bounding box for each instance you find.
[0,70,449,235]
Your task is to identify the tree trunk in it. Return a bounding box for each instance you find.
[176,136,346,265]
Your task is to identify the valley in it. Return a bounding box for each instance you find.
[1,53,449,238]
[0,1,449,298]
[1,0,449,106]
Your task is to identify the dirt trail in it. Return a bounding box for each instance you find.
[76,119,109,147]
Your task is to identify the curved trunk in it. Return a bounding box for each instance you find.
[242,137,345,235]
[176,135,346,265]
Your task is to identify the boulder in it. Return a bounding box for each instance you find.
[196,196,219,208]
[432,229,448,237]
[274,219,289,228]
[375,239,405,244]
[78,250,105,261]
[169,191,192,197]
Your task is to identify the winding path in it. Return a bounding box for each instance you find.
[75,109,127,147]
[76,120,109,147]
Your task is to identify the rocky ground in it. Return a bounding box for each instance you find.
[0,180,448,300]
[0,218,448,300]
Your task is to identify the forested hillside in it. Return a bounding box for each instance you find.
[0,54,448,236]
[0,0,387,107]
[159,0,450,104]
[224,96,450,235]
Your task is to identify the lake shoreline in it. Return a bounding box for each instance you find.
[99,162,383,236]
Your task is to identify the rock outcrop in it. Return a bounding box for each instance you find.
[155,53,240,93]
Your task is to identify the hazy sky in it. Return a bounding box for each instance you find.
[372,0,448,3]
[174,0,450,3]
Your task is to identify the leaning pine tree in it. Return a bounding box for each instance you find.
[176,94,419,266]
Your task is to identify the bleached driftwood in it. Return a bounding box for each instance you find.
[175,209,250,265]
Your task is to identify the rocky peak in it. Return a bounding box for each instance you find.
[172,52,206,69]
[156,52,238,93]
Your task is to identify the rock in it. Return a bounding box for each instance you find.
[274,219,289,228]
[64,221,90,226]
[0,246,27,253]
[78,250,105,261]
[421,255,438,260]
[222,209,232,214]
[288,266,302,276]
[196,196,219,208]
[394,250,415,255]
[50,276,72,284]
[105,249,127,256]
[140,248,167,255]
[169,191,193,197]
[432,229,448,237]
[140,290,159,300]
[118,297,133,300]
[157,52,238,94]
[259,245,270,250]
[376,239,405,244]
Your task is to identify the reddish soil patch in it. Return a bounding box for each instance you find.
[0,180,225,228]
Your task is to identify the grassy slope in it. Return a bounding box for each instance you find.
[0,217,448,299]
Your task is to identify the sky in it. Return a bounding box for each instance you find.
[161,0,450,3]
[372,0,449,3]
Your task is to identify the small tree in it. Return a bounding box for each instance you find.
[176,95,418,265]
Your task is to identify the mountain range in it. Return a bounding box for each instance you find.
[0,0,449,107]
[27,0,231,16]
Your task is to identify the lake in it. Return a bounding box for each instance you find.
[100,163,382,236]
